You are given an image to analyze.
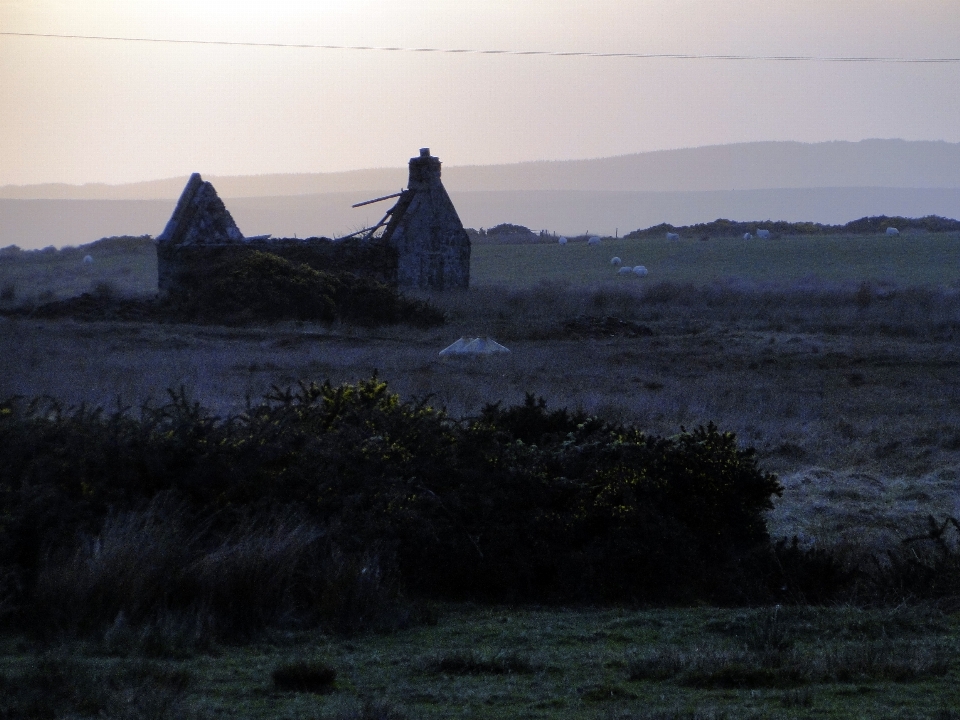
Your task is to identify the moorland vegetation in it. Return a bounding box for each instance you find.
[3,228,960,718]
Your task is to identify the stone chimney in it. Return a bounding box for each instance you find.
[380,148,470,290]
[407,147,442,189]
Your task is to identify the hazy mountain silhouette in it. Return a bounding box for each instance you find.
[3,140,960,249]
[4,140,960,200]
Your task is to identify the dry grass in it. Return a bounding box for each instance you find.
[5,240,960,554]
[4,282,960,554]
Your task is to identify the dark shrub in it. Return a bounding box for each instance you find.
[157,250,443,327]
[271,659,337,693]
[204,251,339,321]
[1,377,789,634]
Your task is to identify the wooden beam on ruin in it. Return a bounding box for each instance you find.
[351,191,403,208]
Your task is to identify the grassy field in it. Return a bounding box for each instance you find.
[0,240,156,304]
[471,233,960,288]
[3,605,959,719]
[3,232,960,302]
[4,234,960,718]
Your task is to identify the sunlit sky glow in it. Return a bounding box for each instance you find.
[1,0,959,185]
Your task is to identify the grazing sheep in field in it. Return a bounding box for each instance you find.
[633,266,648,277]
[743,233,752,240]
[82,255,93,264]
[611,257,622,266]
[588,236,601,246]
[886,227,900,236]
[666,232,680,241]
[558,236,568,244]
[757,229,771,239]
[617,266,634,275]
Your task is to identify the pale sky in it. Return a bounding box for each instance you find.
[1,0,959,186]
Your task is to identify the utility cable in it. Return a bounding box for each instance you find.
[3,31,959,63]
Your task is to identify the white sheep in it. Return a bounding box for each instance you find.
[588,236,601,246]
[611,257,622,266]
[757,229,771,239]
[82,255,93,264]
[666,232,680,241]
[633,265,648,277]
[558,236,568,245]
[886,227,900,236]
[743,233,752,240]
[617,266,634,275]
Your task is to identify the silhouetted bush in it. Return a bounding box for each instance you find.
[8,378,957,635]
[179,250,339,321]
[271,659,337,693]
[0,378,788,630]
[163,250,444,326]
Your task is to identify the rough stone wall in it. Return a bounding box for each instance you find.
[157,238,398,298]
[155,172,399,299]
[156,173,244,246]
[381,149,471,290]
[155,155,468,301]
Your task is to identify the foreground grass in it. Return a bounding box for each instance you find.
[2,605,958,719]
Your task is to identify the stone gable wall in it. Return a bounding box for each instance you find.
[155,151,470,300]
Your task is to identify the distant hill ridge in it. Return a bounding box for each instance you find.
[624,215,960,240]
[4,139,960,200]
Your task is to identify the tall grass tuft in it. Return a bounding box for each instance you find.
[31,497,404,643]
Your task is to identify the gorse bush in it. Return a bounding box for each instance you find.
[4,376,942,636]
[208,250,339,321]
[165,250,443,326]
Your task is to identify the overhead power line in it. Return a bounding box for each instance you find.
[3,31,960,63]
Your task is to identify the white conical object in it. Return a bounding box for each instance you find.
[439,336,510,356]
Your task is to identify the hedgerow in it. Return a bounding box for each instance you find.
[3,378,953,638]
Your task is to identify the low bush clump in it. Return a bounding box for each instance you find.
[3,377,956,637]
[0,380,783,619]
[165,251,444,327]
[271,659,337,693]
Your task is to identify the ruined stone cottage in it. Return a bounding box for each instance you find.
[379,148,470,290]
[155,148,470,299]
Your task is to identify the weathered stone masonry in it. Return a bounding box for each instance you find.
[155,149,470,299]
[379,148,471,291]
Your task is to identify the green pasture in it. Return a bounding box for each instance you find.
[0,245,157,302]
[3,605,958,719]
[4,232,960,304]
[471,233,960,288]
